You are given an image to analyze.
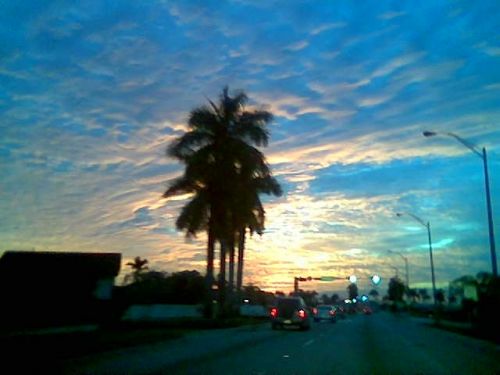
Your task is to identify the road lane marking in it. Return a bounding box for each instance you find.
[303,339,315,347]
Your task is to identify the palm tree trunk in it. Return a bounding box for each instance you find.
[228,235,235,292]
[218,239,227,308]
[236,227,245,292]
[206,223,215,284]
[204,223,216,318]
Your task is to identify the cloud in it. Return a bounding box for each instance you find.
[475,42,500,57]
[1,0,499,293]
[484,83,500,90]
[358,94,393,108]
[378,11,406,20]
[309,22,347,35]
[284,40,309,52]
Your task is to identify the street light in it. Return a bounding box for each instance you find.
[396,212,437,305]
[423,130,497,276]
[388,250,410,288]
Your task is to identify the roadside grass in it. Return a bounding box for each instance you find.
[429,321,500,344]
[1,316,268,361]
[408,310,500,345]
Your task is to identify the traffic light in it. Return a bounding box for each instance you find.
[361,295,368,302]
[371,274,381,285]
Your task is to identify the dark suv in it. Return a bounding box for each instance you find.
[270,297,311,330]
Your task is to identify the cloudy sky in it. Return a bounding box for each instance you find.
[1,1,499,295]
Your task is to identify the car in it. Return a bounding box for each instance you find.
[270,296,311,330]
[313,304,337,323]
[334,304,347,319]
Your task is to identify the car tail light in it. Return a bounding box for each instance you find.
[298,309,307,319]
[329,309,336,316]
[312,307,318,315]
[270,307,278,318]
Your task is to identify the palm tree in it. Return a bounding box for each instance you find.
[125,256,149,284]
[234,173,281,293]
[165,87,281,308]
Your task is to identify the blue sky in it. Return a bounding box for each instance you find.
[1,1,499,295]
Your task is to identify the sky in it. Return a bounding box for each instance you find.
[1,0,499,296]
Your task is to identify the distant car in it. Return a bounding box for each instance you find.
[334,304,347,319]
[270,297,311,330]
[313,305,337,323]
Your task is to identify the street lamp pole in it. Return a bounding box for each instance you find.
[482,147,498,276]
[389,250,410,288]
[423,131,497,276]
[397,212,437,305]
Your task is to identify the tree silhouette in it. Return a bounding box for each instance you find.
[407,288,419,302]
[347,283,358,300]
[331,293,340,304]
[388,277,405,302]
[321,293,331,304]
[419,288,430,301]
[369,289,379,299]
[435,288,445,304]
[164,87,281,309]
[125,256,149,284]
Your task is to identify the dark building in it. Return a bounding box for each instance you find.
[0,251,121,330]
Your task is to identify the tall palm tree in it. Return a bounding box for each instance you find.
[165,87,281,307]
[233,173,282,293]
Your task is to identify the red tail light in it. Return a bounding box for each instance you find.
[312,307,318,315]
[298,309,307,319]
[329,309,336,316]
[270,307,278,318]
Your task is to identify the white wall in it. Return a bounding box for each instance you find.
[122,304,203,321]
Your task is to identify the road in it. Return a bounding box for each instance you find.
[55,312,499,374]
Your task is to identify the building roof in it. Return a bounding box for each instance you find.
[0,251,122,278]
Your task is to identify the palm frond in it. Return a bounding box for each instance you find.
[188,106,219,131]
[176,191,209,236]
[220,86,247,122]
[232,110,272,146]
[168,131,213,160]
[163,175,198,198]
[229,141,270,176]
[252,175,283,196]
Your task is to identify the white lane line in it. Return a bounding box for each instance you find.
[303,339,315,347]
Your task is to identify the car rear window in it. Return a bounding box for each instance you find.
[277,298,301,309]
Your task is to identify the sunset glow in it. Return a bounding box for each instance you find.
[1,1,499,296]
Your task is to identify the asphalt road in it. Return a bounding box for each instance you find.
[56,312,499,375]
